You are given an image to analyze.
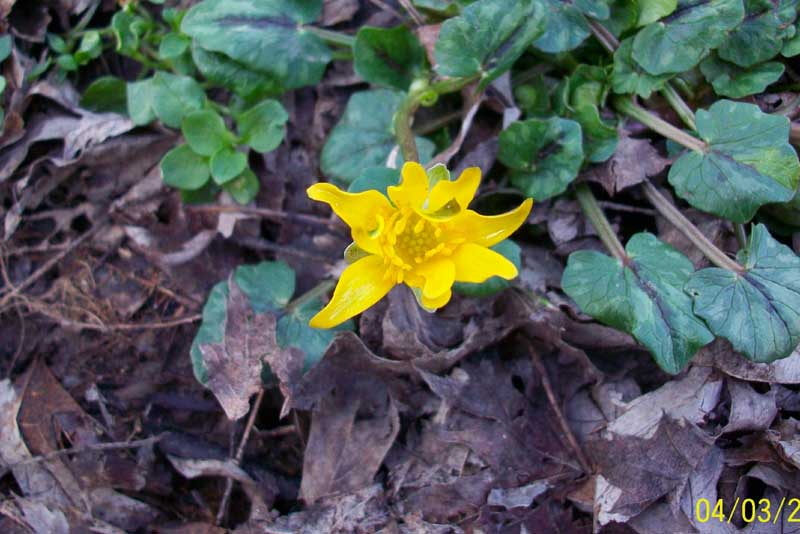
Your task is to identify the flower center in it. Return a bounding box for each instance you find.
[378,208,464,283]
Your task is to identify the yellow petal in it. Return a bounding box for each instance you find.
[415,257,455,299]
[309,255,394,329]
[452,243,518,283]
[307,182,393,253]
[388,162,428,207]
[457,198,532,247]
[427,167,480,213]
[421,288,452,310]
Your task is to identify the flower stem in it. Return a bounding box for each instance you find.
[640,181,744,273]
[659,83,697,131]
[394,92,424,162]
[613,95,706,153]
[307,27,355,48]
[734,223,748,250]
[588,19,619,53]
[574,183,628,262]
[285,279,336,314]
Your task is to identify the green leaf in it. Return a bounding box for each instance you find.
[717,0,798,68]
[453,240,521,297]
[180,181,219,204]
[434,0,545,87]
[159,32,191,59]
[111,9,143,55]
[56,54,78,71]
[235,260,295,311]
[612,37,672,98]
[181,0,331,90]
[223,168,259,204]
[0,35,12,61]
[191,280,228,384]
[347,167,400,195]
[533,0,610,53]
[354,26,426,90]
[46,34,68,54]
[75,30,102,64]
[514,74,554,117]
[700,54,784,98]
[126,79,156,126]
[321,89,435,183]
[80,76,127,114]
[236,99,288,153]
[556,65,618,163]
[563,233,714,374]
[160,144,210,190]
[151,72,205,128]
[413,0,467,16]
[632,0,744,75]
[498,117,583,200]
[782,28,800,56]
[668,100,800,223]
[637,0,677,26]
[686,224,800,362]
[277,299,353,372]
[181,109,231,156]
[191,44,282,99]
[210,147,248,185]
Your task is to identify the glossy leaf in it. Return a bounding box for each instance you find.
[191,44,282,98]
[347,167,400,195]
[181,0,331,90]
[686,224,800,362]
[210,147,248,185]
[181,109,231,156]
[434,0,545,87]
[151,72,205,128]
[126,79,156,125]
[612,38,672,98]
[668,100,800,223]
[354,26,426,90]
[717,0,798,68]
[637,0,677,26]
[498,117,584,200]
[533,0,610,53]
[321,89,435,183]
[632,0,744,75]
[224,168,260,204]
[81,76,128,114]
[562,233,714,374]
[700,55,784,98]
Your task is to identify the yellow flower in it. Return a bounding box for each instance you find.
[307,162,533,328]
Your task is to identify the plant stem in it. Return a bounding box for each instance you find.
[574,183,628,262]
[659,83,697,131]
[613,96,707,153]
[734,223,748,250]
[285,279,336,314]
[587,19,619,53]
[641,181,744,273]
[394,92,424,162]
[307,27,355,48]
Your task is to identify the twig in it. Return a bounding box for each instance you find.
[528,341,593,474]
[186,205,342,231]
[40,313,203,332]
[8,434,163,468]
[430,92,483,165]
[0,215,108,308]
[217,388,266,526]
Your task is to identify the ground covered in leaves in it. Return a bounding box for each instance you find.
[2,1,800,533]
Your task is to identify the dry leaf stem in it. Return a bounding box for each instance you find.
[574,183,628,262]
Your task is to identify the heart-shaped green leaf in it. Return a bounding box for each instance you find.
[717,0,798,68]
[321,89,435,183]
[191,44,282,99]
[562,233,714,374]
[668,100,800,223]
[347,167,400,195]
[498,117,584,200]
[686,224,800,362]
[354,26,426,90]
[181,0,331,90]
[533,0,610,53]
[434,0,545,87]
[81,76,128,114]
[632,0,744,75]
[700,54,784,98]
[127,79,156,125]
[159,32,191,59]
[237,99,288,153]
[160,144,210,190]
